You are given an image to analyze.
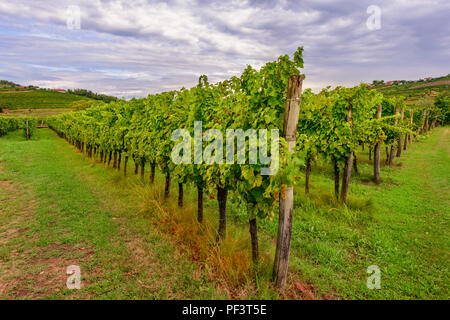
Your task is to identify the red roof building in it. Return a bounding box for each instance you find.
[53,88,66,93]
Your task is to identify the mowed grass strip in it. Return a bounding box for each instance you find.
[0,129,219,299]
[260,127,449,299]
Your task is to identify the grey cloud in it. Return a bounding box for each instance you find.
[0,0,448,98]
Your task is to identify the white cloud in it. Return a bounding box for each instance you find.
[0,0,448,97]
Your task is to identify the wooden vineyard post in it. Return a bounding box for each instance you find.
[26,119,29,140]
[340,100,353,203]
[389,106,400,166]
[403,127,408,151]
[305,155,311,194]
[249,217,258,263]
[164,172,170,199]
[397,108,404,157]
[421,110,427,134]
[178,182,183,207]
[273,74,303,288]
[197,184,204,223]
[150,164,156,183]
[333,157,340,199]
[217,186,228,240]
[140,161,145,179]
[408,109,413,144]
[374,104,382,183]
[124,156,128,176]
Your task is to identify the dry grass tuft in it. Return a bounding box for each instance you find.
[132,180,271,296]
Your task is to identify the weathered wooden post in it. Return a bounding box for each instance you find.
[164,172,171,199]
[197,184,204,223]
[421,110,427,134]
[397,108,404,157]
[408,109,413,144]
[389,106,399,166]
[178,182,183,207]
[216,186,227,240]
[273,74,303,288]
[150,164,156,183]
[124,156,128,176]
[333,158,340,199]
[140,161,145,179]
[305,155,311,194]
[26,119,30,140]
[374,104,382,183]
[340,100,353,203]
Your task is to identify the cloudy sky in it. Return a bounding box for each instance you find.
[0,0,448,98]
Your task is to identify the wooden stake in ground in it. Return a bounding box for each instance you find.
[374,104,382,183]
[273,74,303,288]
[421,110,427,134]
[164,172,170,198]
[178,182,183,207]
[249,218,258,263]
[352,152,358,174]
[140,161,145,179]
[150,164,156,183]
[217,186,227,240]
[390,106,400,166]
[305,155,311,194]
[124,156,128,176]
[26,119,29,140]
[409,109,413,144]
[385,146,389,165]
[397,108,404,157]
[403,132,408,151]
[113,152,118,168]
[333,158,340,199]
[197,184,203,223]
[340,100,353,203]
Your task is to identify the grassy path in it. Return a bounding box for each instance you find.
[274,127,449,299]
[0,129,217,299]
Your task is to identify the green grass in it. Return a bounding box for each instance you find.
[0,127,448,299]
[0,89,91,109]
[261,127,449,299]
[0,129,222,299]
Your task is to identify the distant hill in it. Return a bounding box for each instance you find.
[0,79,119,111]
[372,75,450,104]
[0,80,21,88]
[0,88,92,110]
[67,89,118,103]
